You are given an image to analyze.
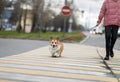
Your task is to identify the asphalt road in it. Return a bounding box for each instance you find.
[82,31,120,50]
[0,32,119,58]
[0,38,49,58]
[0,34,119,82]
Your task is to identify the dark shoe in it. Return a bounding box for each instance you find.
[104,57,109,60]
[110,51,114,57]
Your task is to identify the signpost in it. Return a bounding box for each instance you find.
[62,6,71,16]
[62,6,71,37]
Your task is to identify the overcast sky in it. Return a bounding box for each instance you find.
[73,0,104,28]
[74,0,104,14]
[46,0,104,28]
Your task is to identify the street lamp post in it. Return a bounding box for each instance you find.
[81,10,84,17]
[68,16,73,32]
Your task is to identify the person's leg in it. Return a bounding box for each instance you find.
[104,26,112,60]
[110,25,119,57]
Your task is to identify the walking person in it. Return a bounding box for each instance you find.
[96,0,120,60]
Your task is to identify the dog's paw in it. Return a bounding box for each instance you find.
[51,55,57,57]
[59,55,61,57]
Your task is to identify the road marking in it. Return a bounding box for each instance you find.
[0,72,95,82]
[0,60,109,73]
[0,63,110,77]
[0,44,118,82]
[1,57,105,67]
[0,67,117,82]
[0,58,105,69]
[0,80,18,82]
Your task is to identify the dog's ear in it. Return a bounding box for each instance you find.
[50,36,53,40]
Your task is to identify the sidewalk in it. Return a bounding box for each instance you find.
[0,43,120,82]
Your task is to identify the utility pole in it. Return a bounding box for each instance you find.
[65,0,67,5]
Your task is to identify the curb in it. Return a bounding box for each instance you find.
[79,35,90,44]
[96,49,120,82]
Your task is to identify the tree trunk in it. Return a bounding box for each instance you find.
[23,8,27,32]
[17,8,23,32]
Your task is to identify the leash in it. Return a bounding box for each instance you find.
[60,33,81,42]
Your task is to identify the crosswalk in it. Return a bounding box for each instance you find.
[0,44,118,82]
[97,47,120,82]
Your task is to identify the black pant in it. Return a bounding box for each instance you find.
[105,25,119,57]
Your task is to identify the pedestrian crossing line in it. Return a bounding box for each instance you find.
[4,55,104,65]
[107,65,120,68]
[7,57,103,65]
[110,66,120,69]
[106,61,120,64]
[111,68,120,71]
[8,55,120,68]
[7,53,97,59]
[108,61,120,65]
[0,60,110,73]
[107,64,120,67]
[104,61,120,66]
[8,54,99,59]
[0,80,18,82]
[0,63,110,77]
[0,72,96,82]
[8,55,103,62]
[0,67,117,82]
[2,57,105,67]
[113,71,120,75]
[0,58,106,70]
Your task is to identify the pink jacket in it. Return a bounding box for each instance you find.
[97,0,120,27]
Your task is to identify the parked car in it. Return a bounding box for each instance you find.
[90,28,96,34]
[90,27,103,35]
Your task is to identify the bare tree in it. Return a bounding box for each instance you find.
[31,0,44,32]
[10,0,30,32]
[0,0,6,30]
[16,0,23,32]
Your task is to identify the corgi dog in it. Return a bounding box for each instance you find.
[49,37,64,57]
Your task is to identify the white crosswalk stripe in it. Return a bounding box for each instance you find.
[0,44,118,82]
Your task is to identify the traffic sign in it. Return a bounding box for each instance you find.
[62,6,71,16]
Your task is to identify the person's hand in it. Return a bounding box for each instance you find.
[90,23,99,30]
[90,23,99,29]
[95,23,99,27]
